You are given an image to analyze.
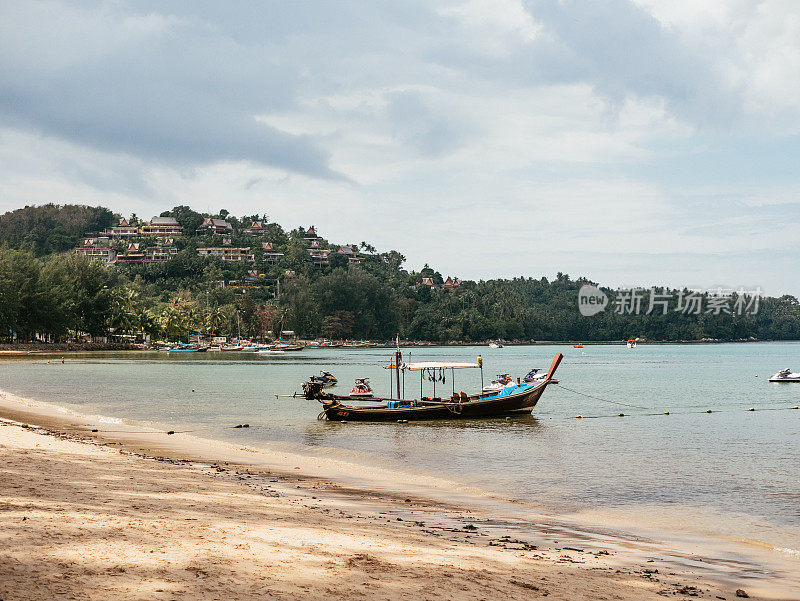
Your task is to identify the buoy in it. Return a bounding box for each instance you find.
[91,428,98,432]
[706,409,712,413]
[618,413,625,417]
[576,415,582,419]
[242,424,250,428]
[792,406,799,410]
[664,412,669,415]
[748,408,755,412]
[167,430,175,435]
[505,416,511,421]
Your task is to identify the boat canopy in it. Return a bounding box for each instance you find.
[404,361,481,370]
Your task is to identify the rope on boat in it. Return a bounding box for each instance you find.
[552,383,651,410]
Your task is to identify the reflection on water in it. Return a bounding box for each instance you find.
[2,343,799,550]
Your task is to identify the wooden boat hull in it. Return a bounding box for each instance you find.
[320,381,550,422]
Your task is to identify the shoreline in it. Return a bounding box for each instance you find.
[0,339,794,355]
[1,389,798,599]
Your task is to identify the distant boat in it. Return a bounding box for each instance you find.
[258,349,285,355]
[343,341,370,348]
[273,343,304,351]
[168,345,207,353]
[627,340,637,348]
[221,345,244,351]
[488,341,503,349]
[769,369,800,382]
[573,344,584,348]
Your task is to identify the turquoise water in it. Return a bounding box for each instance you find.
[2,343,799,549]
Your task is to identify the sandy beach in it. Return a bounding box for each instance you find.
[1,390,796,600]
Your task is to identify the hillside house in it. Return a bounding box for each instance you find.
[105,218,139,238]
[196,218,234,235]
[261,242,284,264]
[141,216,183,236]
[144,242,178,262]
[443,277,461,289]
[75,240,117,264]
[308,240,330,267]
[337,244,364,264]
[244,220,266,234]
[197,247,255,262]
[116,242,145,263]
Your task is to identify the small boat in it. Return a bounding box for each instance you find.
[573,344,584,348]
[168,345,208,353]
[523,368,547,383]
[350,378,374,397]
[258,348,285,355]
[626,340,637,348]
[273,343,304,351]
[488,341,503,349]
[482,373,513,393]
[343,341,370,348]
[769,369,800,382]
[308,371,338,388]
[221,345,244,351]
[302,354,563,422]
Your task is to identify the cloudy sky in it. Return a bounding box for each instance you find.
[1,1,799,295]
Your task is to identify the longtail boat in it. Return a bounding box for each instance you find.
[300,352,563,422]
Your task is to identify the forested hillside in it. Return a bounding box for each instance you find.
[1,204,798,343]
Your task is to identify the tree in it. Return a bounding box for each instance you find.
[322,310,355,339]
[40,254,112,338]
[0,249,51,340]
[162,206,204,235]
[107,285,143,335]
[0,204,114,256]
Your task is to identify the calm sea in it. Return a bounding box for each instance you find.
[2,343,799,551]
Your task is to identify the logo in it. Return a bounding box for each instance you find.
[578,284,608,316]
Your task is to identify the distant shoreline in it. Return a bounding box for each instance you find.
[0,338,793,355]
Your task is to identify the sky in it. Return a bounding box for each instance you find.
[1,0,799,295]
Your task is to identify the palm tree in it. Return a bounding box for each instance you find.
[205,305,226,336]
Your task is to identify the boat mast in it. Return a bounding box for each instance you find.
[395,335,401,400]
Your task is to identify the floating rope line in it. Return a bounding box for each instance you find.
[551,405,800,421]
[553,383,651,410]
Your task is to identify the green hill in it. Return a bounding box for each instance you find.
[0,204,798,343]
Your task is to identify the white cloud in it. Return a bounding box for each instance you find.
[438,0,542,57]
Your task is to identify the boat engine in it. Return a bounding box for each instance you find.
[302,380,326,399]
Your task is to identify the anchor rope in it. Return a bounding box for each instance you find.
[553,383,651,410]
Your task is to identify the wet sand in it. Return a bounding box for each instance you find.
[1,389,796,600]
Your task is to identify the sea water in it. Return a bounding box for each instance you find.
[1,343,799,552]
